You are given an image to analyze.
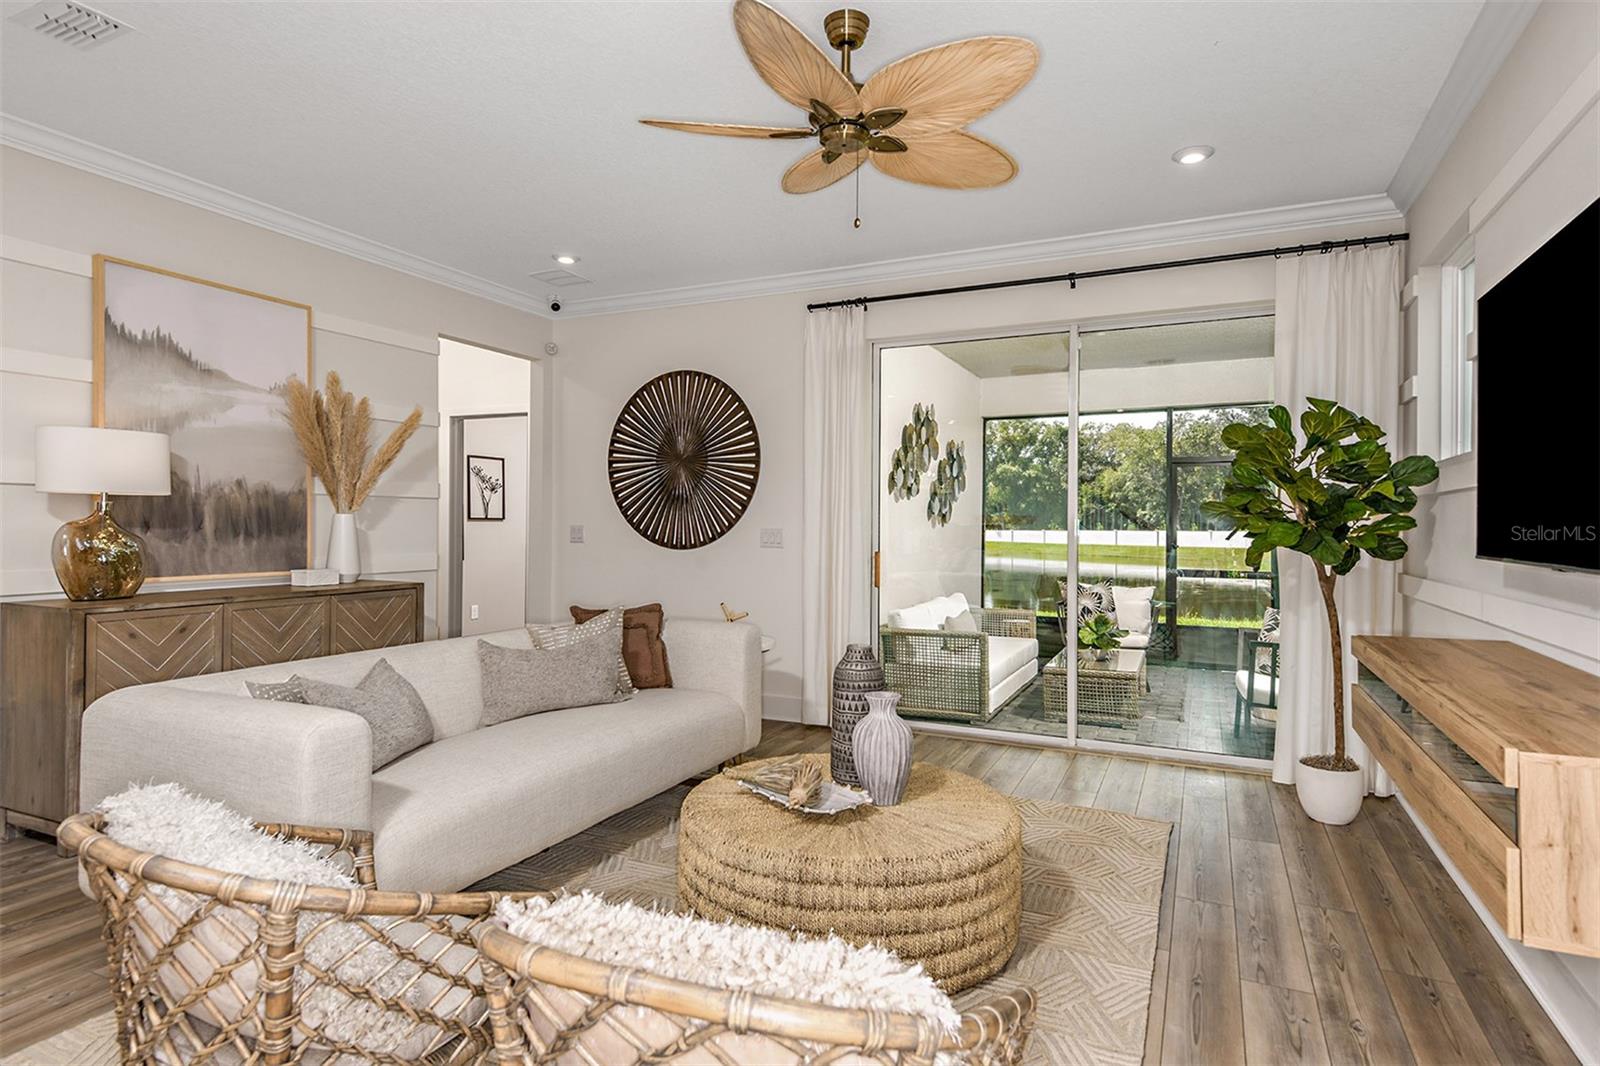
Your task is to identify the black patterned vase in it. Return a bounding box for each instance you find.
[830,644,884,787]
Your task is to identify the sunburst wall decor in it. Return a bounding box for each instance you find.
[608,370,761,550]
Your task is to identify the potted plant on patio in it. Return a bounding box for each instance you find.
[1203,398,1437,824]
[1077,612,1127,661]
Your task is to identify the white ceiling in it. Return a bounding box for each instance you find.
[932,314,1272,378]
[1,1,1486,313]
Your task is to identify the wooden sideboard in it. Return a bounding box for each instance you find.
[1352,636,1600,957]
[1,580,423,837]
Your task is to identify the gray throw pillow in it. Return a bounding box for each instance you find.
[293,659,434,770]
[527,608,634,699]
[478,637,619,727]
[246,679,307,703]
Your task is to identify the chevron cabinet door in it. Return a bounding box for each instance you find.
[331,591,418,655]
[85,606,225,704]
[227,599,331,669]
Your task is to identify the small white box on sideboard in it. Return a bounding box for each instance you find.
[290,568,340,587]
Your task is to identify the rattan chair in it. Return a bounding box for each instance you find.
[59,812,541,1065]
[879,607,1038,723]
[475,924,1036,1065]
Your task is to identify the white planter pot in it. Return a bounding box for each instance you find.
[1296,761,1363,825]
[327,512,361,583]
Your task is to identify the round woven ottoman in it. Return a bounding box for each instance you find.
[677,753,1021,992]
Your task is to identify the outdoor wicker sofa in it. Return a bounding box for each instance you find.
[879,593,1038,722]
[476,924,1037,1065]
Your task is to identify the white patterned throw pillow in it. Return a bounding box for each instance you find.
[1256,607,1281,676]
[528,607,634,699]
[1076,580,1119,625]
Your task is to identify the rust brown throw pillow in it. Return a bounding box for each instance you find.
[570,603,672,689]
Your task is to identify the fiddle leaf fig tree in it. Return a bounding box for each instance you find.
[1201,398,1438,771]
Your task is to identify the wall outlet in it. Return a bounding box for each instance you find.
[469,604,480,621]
[569,525,584,543]
[760,528,783,548]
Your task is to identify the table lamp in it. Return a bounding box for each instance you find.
[34,426,171,600]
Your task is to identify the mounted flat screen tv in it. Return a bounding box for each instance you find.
[1476,198,1600,573]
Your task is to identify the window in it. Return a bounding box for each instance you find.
[1439,247,1475,459]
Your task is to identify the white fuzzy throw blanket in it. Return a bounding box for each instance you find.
[496,892,959,1034]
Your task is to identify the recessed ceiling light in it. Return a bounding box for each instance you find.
[1172,145,1214,166]
[553,254,579,265]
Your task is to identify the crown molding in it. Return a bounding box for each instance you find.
[0,114,552,319]
[1387,1,1539,215]
[556,194,1402,317]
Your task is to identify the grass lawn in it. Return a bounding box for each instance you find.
[984,539,1255,571]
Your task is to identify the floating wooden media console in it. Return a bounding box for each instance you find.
[1352,636,1600,957]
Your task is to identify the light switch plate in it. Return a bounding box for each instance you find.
[760,528,783,548]
[569,525,584,543]
[470,604,480,621]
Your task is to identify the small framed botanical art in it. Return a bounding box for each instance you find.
[466,455,506,521]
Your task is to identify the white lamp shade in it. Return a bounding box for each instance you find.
[34,426,171,496]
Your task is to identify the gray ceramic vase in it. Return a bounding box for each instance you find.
[853,690,913,806]
[830,644,884,788]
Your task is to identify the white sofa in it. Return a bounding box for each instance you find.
[78,619,762,892]
[880,593,1038,722]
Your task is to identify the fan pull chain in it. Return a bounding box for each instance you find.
[854,163,862,229]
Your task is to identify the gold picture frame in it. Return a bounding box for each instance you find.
[93,255,314,582]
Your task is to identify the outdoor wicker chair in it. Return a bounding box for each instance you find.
[59,812,541,1065]
[879,598,1039,723]
[475,924,1037,1066]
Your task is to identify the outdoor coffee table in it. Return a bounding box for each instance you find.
[677,753,1021,992]
[1042,646,1147,722]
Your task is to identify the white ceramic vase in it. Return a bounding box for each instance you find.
[853,690,913,806]
[1296,761,1363,825]
[327,512,361,583]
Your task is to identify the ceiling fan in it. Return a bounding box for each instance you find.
[641,0,1038,200]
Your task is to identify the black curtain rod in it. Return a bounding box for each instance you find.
[804,231,1409,312]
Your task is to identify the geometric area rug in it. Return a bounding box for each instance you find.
[472,785,1173,1066]
[4,787,1170,1066]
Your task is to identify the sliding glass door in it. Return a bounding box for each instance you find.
[877,314,1278,764]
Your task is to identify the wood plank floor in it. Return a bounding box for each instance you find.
[0,723,1578,1064]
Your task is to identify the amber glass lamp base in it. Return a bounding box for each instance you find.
[51,494,147,601]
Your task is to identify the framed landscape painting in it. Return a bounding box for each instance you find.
[466,454,506,520]
[94,256,313,580]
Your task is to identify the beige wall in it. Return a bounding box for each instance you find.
[0,147,552,639]
[1398,1,1599,1054]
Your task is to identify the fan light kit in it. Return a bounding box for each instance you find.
[1172,145,1215,166]
[642,0,1039,226]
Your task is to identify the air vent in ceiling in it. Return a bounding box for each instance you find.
[528,268,592,287]
[10,1,132,48]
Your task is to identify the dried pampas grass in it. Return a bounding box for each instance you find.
[283,372,421,512]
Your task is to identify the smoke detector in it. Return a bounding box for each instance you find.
[10,1,130,48]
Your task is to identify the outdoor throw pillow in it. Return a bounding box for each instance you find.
[1076,580,1119,625]
[292,659,434,770]
[477,636,620,726]
[528,607,634,700]
[570,603,672,689]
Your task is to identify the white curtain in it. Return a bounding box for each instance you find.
[801,306,873,725]
[1272,244,1403,793]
